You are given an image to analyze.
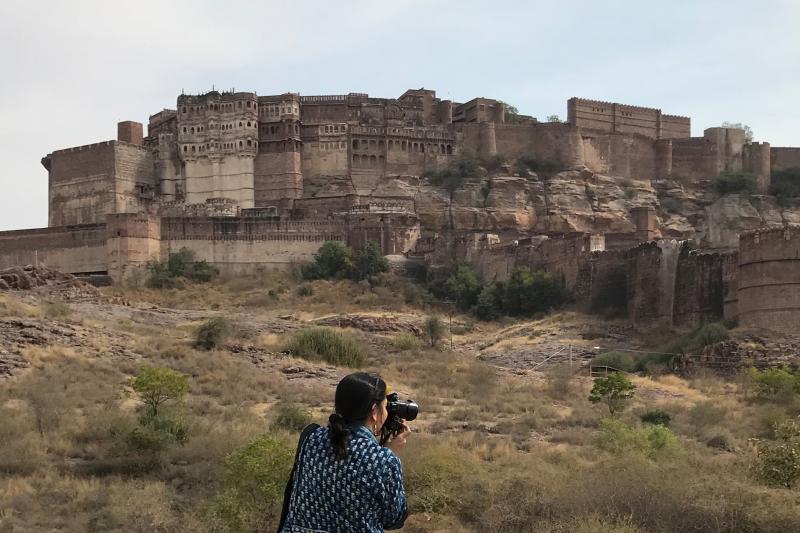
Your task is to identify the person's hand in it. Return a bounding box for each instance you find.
[385,420,411,453]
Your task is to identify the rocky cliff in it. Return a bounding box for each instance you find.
[308,169,800,248]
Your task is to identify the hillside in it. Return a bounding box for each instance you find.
[1,271,800,532]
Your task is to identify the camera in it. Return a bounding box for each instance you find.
[380,392,418,446]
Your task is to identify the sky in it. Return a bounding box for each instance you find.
[0,0,798,230]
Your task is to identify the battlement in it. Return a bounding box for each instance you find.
[740,225,800,244]
[568,97,690,139]
[49,140,150,156]
[300,94,352,104]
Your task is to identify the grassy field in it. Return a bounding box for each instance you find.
[1,274,799,532]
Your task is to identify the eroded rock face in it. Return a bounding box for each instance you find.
[304,170,800,241]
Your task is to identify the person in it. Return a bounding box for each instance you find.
[279,372,410,532]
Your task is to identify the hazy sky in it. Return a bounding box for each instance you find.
[1,0,798,230]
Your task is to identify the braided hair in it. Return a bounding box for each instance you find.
[329,372,387,460]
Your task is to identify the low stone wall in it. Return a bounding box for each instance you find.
[0,225,107,274]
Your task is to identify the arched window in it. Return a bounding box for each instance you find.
[402,141,407,151]
[440,144,445,153]
[239,122,242,127]
[239,141,243,148]
[190,127,195,134]
[247,140,252,147]
[183,146,187,152]
[191,146,195,153]
[370,155,377,167]
[353,139,359,150]
[420,144,425,153]
[447,144,453,155]
[182,107,186,113]
[183,127,187,133]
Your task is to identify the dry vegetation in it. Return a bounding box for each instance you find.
[1,271,800,532]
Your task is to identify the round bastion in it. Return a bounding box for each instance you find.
[738,225,800,334]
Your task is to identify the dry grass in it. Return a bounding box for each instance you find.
[3,277,800,531]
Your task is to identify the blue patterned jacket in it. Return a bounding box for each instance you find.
[280,424,408,532]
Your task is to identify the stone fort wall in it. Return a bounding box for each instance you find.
[567,98,690,140]
[738,226,800,334]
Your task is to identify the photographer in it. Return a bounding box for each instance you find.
[279,372,410,532]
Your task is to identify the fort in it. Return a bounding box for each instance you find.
[2,87,800,333]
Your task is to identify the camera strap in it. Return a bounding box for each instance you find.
[277,423,320,533]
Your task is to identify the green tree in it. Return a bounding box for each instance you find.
[445,263,482,311]
[211,434,294,532]
[473,282,504,321]
[131,365,189,418]
[588,373,636,416]
[752,420,800,488]
[547,114,561,123]
[425,315,445,349]
[503,267,566,316]
[302,241,353,279]
[352,241,388,281]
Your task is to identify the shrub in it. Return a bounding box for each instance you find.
[473,282,504,321]
[302,241,353,280]
[592,351,637,373]
[503,267,567,317]
[352,241,388,281]
[770,167,800,198]
[640,409,671,427]
[688,400,727,430]
[712,171,757,195]
[404,442,478,514]
[514,154,559,175]
[210,434,294,532]
[194,317,233,350]
[691,322,729,350]
[131,365,189,419]
[42,301,71,319]
[588,373,636,416]
[424,316,445,349]
[426,154,482,192]
[444,263,482,311]
[393,332,422,351]
[271,403,313,432]
[751,420,800,488]
[597,418,681,459]
[146,248,219,288]
[285,327,367,367]
[706,432,736,452]
[747,367,800,403]
[295,284,313,297]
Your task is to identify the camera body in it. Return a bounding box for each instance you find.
[380,392,418,446]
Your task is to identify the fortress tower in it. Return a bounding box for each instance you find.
[255,94,303,210]
[176,91,258,207]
